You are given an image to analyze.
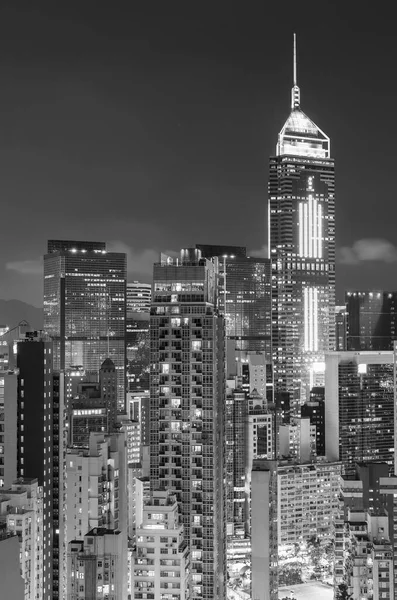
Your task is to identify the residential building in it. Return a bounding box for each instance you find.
[131,490,190,600]
[0,529,24,600]
[43,239,127,411]
[277,460,341,545]
[127,282,152,313]
[269,35,335,413]
[16,332,55,600]
[279,416,316,462]
[68,528,128,600]
[346,291,397,350]
[325,350,395,476]
[251,460,278,600]
[0,478,44,600]
[150,248,226,600]
[66,431,127,543]
[0,368,18,488]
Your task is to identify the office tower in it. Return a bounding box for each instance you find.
[0,528,25,599]
[269,36,335,412]
[0,320,32,370]
[197,244,272,393]
[68,528,128,600]
[16,333,54,600]
[251,460,278,600]
[0,368,18,488]
[66,431,127,542]
[43,239,127,410]
[131,490,190,600]
[0,478,44,600]
[325,350,395,476]
[346,290,397,350]
[301,386,325,455]
[277,461,341,545]
[127,281,152,313]
[335,305,347,350]
[150,248,226,600]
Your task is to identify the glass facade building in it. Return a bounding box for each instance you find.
[43,240,126,410]
[325,350,395,477]
[346,291,397,350]
[269,52,335,412]
[150,248,226,600]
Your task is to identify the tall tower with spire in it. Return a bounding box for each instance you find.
[269,35,335,414]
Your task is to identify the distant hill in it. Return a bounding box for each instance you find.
[0,300,43,331]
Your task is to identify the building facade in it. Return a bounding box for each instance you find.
[131,490,190,600]
[43,240,126,410]
[325,350,395,476]
[150,248,226,600]
[346,291,397,351]
[269,38,335,412]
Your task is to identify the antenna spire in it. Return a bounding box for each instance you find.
[291,33,300,109]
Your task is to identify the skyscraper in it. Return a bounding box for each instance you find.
[325,350,395,476]
[150,248,226,600]
[269,36,335,411]
[346,291,397,350]
[43,240,127,410]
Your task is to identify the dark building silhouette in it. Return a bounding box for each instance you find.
[346,291,397,350]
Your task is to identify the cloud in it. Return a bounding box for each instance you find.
[339,238,397,265]
[6,258,43,275]
[107,241,176,276]
[248,244,268,259]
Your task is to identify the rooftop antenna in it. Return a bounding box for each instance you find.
[291,32,300,109]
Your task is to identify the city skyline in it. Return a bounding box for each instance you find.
[1,3,397,307]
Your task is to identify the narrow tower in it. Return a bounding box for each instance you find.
[269,35,336,412]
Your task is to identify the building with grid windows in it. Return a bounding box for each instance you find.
[43,239,126,411]
[325,350,395,476]
[150,248,226,600]
[346,291,397,351]
[68,528,127,600]
[269,37,335,413]
[277,460,342,544]
[131,489,190,600]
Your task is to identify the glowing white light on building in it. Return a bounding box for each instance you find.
[304,286,319,352]
[299,197,323,259]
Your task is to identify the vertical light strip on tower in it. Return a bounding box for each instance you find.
[317,204,322,258]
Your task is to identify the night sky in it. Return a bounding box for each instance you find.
[1,2,396,306]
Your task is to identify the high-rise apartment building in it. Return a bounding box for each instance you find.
[68,528,128,600]
[16,333,55,600]
[325,350,395,476]
[0,478,44,600]
[150,248,226,600]
[0,369,18,488]
[131,490,190,600]
[251,460,278,600]
[43,239,127,410]
[277,460,341,545]
[0,529,25,599]
[346,291,397,350]
[269,36,335,411]
[66,431,127,543]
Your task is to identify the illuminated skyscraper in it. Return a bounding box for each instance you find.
[269,35,335,411]
[43,240,126,410]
